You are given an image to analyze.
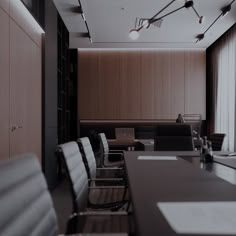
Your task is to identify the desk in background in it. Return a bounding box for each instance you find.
[108,139,154,151]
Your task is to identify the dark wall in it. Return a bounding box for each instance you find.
[43,0,58,189]
[21,0,45,28]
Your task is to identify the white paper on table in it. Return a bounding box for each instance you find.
[157,201,236,235]
[214,155,236,159]
[137,156,177,161]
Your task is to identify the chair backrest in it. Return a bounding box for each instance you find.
[0,153,58,236]
[58,142,89,213]
[77,137,97,180]
[99,133,110,163]
[154,123,194,151]
[209,133,226,151]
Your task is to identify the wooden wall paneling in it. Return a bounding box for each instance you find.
[98,51,120,119]
[140,51,155,119]
[0,0,10,14]
[169,50,185,118]
[78,51,99,119]
[78,50,206,120]
[152,51,165,119]
[184,51,206,119]
[10,0,42,46]
[26,42,42,161]
[10,20,30,157]
[160,51,172,119]
[120,51,141,119]
[0,8,10,159]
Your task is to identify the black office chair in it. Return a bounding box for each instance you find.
[209,133,226,151]
[0,153,129,236]
[0,153,58,236]
[58,141,130,234]
[154,123,194,151]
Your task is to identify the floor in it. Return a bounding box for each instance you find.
[51,178,72,234]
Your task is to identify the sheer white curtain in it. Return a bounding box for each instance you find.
[211,31,236,151]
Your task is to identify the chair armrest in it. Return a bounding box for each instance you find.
[97,167,123,170]
[109,149,125,153]
[89,178,124,182]
[79,211,128,216]
[89,186,126,190]
[108,152,124,157]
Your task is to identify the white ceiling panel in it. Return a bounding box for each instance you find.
[54,0,236,49]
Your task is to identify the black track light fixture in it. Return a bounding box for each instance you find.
[78,0,92,43]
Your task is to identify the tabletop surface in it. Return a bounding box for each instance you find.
[124,151,236,236]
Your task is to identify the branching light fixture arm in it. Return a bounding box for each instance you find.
[129,0,204,40]
[196,0,235,42]
[150,0,176,22]
[150,5,185,25]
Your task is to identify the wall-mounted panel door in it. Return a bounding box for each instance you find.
[26,43,42,160]
[0,0,10,14]
[10,19,29,157]
[0,8,10,159]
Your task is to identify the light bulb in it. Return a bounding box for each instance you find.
[142,19,150,28]
[129,29,140,40]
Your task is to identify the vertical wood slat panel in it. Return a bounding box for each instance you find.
[170,50,185,118]
[78,50,206,120]
[98,51,120,119]
[141,51,155,119]
[79,51,99,119]
[185,51,206,119]
[120,51,141,119]
[0,8,10,159]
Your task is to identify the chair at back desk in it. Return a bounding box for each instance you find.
[154,123,194,151]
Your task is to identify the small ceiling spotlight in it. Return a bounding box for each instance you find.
[78,0,92,43]
[221,4,232,18]
[196,33,204,42]
[184,1,194,9]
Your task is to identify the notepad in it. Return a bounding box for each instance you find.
[214,155,236,159]
[137,156,177,161]
[157,202,236,234]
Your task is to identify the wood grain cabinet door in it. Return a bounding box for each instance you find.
[9,20,42,161]
[0,8,10,159]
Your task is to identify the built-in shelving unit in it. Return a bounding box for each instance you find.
[57,15,77,144]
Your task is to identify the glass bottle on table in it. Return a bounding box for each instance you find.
[205,141,213,163]
[200,136,207,162]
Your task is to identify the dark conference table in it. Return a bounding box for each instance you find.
[124,151,236,236]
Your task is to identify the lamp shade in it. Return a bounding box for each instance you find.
[129,29,140,40]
